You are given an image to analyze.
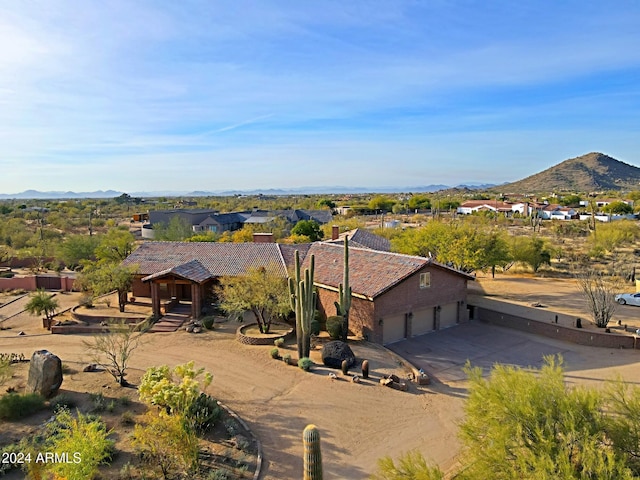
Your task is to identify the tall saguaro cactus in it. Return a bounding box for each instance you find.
[289,251,316,359]
[334,237,352,342]
[303,424,323,480]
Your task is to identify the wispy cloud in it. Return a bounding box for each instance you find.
[1,1,639,192]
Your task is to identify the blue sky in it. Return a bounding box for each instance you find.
[1,1,640,193]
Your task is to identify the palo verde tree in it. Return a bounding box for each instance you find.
[24,289,59,321]
[459,356,634,479]
[291,220,323,242]
[289,251,316,359]
[217,265,291,334]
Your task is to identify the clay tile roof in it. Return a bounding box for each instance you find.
[328,229,391,252]
[123,242,288,278]
[303,243,430,299]
[143,259,211,283]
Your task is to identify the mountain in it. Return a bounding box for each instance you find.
[498,152,640,193]
[0,190,124,200]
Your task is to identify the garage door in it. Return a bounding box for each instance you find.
[440,303,458,329]
[383,314,406,345]
[412,307,435,336]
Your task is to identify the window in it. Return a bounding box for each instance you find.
[419,272,431,289]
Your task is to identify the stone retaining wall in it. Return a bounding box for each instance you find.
[236,323,294,345]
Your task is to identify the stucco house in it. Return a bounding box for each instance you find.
[122,239,473,345]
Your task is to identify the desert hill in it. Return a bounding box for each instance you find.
[499,152,640,192]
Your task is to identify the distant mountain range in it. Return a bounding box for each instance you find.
[2,152,637,199]
[497,152,640,193]
[0,183,495,199]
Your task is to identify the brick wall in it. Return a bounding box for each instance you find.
[474,306,636,349]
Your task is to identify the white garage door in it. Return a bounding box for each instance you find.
[440,303,458,329]
[383,314,406,345]
[412,307,435,336]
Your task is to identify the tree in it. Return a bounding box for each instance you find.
[94,228,136,263]
[217,265,291,333]
[460,356,633,479]
[58,234,100,269]
[479,230,512,278]
[560,194,582,207]
[510,236,551,273]
[84,321,143,385]
[291,220,323,242]
[603,201,633,215]
[576,270,621,328]
[153,216,194,241]
[24,289,59,321]
[368,195,396,212]
[77,262,137,312]
[316,198,336,209]
[370,450,444,480]
[408,195,431,211]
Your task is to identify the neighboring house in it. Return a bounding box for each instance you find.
[535,204,577,220]
[457,200,531,216]
[325,227,391,252]
[122,239,472,345]
[142,208,333,239]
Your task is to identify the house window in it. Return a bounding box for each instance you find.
[419,272,431,289]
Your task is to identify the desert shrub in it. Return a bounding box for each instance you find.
[298,357,313,371]
[50,393,76,410]
[187,392,222,434]
[121,411,136,426]
[0,393,45,420]
[26,407,115,480]
[118,395,131,406]
[132,411,198,479]
[202,316,216,330]
[0,271,14,278]
[79,294,94,308]
[282,353,292,365]
[326,316,343,340]
[90,392,108,412]
[139,361,213,417]
[0,357,11,386]
[310,319,321,336]
[0,443,22,475]
[274,337,285,347]
[270,347,280,359]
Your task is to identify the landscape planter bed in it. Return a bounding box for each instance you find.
[236,323,294,345]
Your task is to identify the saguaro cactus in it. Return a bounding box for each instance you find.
[303,424,323,480]
[334,237,352,342]
[289,251,316,359]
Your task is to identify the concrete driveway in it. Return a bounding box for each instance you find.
[387,320,640,385]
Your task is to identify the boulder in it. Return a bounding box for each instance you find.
[321,341,356,369]
[27,350,63,398]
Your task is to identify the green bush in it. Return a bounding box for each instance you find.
[298,357,313,371]
[326,316,343,340]
[202,316,216,330]
[0,393,45,420]
[274,338,285,347]
[187,393,222,434]
[282,353,292,365]
[310,319,321,336]
[50,393,76,410]
[270,347,280,359]
[0,271,14,278]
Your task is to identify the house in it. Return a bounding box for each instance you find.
[121,239,473,345]
[141,208,333,239]
[535,204,577,220]
[457,200,532,216]
[324,227,391,252]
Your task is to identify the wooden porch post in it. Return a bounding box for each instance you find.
[191,283,200,318]
[151,282,161,319]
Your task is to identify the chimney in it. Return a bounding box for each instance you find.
[253,232,274,243]
[331,225,339,240]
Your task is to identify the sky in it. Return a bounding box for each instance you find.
[1,1,640,194]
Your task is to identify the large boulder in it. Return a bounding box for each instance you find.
[321,341,356,369]
[26,350,63,398]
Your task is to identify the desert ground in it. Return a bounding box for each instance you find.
[1,273,640,479]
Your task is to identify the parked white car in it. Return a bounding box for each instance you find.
[615,293,640,306]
